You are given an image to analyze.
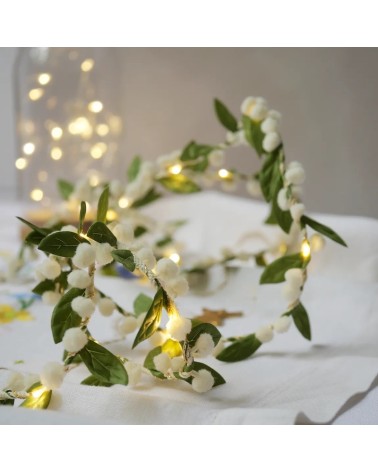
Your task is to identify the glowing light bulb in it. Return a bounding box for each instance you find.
[31,386,47,399]
[30,188,44,202]
[23,142,35,155]
[218,168,231,179]
[106,209,118,221]
[90,142,107,159]
[38,73,51,85]
[15,157,28,170]
[38,171,48,182]
[301,240,311,259]
[89,174,100,186]
[118,197,130,209]
[168,253,181,264]
[51,147,63,160]
[168,164,182,175]
[96,123,109,136]
[29,88,44,101]
[68,117,92,138]
[88,101,103,113]
[51,126,63,140]
[81,58,94,72]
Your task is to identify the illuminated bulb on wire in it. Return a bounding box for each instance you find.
[68,117,92,137]
[23,142,35,155]
[30,188,44,202]
[168,164,182,175]
[51,126,63,140]
[15,157,28,170]
[81,58,94,72]
[89,175,100,186]
[106,209,117,221]
[168,253,181,264]
[31,386,47,399]
[218,168,231,179]
[38,73,51,85]
[118,197,130,208]
[88,101,103,113]
[29,88,44,101]
[51,147,63,160]
[90,142,107,159]
[96,123,109,136]
[301,240,311,259]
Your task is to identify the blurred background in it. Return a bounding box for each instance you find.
[0,47,377,218]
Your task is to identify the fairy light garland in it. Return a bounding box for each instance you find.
[3,95,348,410]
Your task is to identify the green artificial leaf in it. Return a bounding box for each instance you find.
[186,154,209,172]
[134,226,148,238]
[260,253,307,284]
[51,288,85,343]
[25,230,45,245]
[181,361,226,388]
[38,231,88,257]
[132,188,162,208]
[57,179,74,201]
[63,350,82,365]
[80,340,128,385]
[133,293,153,316]
[214,98,238,132]
[17,216,49,236]
[301,215,347,247]
[242,115,265,156]
[133,288,164,348]
[187,323,222,348]
[97,186,109,223]
[156,236,173,248]
[216,334,261,362]
[255,252,267,267]
[284,303,311,340]
[112,249,135,272]
[87,221,117,246]
[180,140,197,161]
[143,346,166,379]
[81,375,113,387]
[259,152,279,202]
[127,155,141,182]
[20,382,52,410]
[79,201,86,234]
[32,279,55,295]
[158,175,200,193]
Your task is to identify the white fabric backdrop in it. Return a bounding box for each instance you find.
[0,192,377,424]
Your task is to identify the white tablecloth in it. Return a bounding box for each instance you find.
[0,193,377,424]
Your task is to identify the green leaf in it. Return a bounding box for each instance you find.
[181,361,226,388]
[242,115,265,156]
[87,221,117,246]
[17,216,49,236]
[132,188,162,208]
[20,382,52,410]
[79,201,86,234]
[186,155,209,172]
[158,175,200,193]
[187,323,222,348]
[51,288,85,343]
[112,249,135,272]
[260,253,307,284]
[81,375,113,387]
[134,226,148,238]
[156,236,173,248]
[133,293,153,316]
[216,334,261,362]
[133,288,164,348]
[259,152,279,202]
[269,160,293,234]
[80,340,128,386]
[284,303,311,340]
[57,179,74,201]
[63,350,82,365]
[25,230,45,245]
[32,279,55,295]
[97,186,109,223]
[214,98,238,132]
[255,252,267,267]
[143,346,166,379]
[264,209,278,225]
[301,215,347,247]
[127,155,141,182]
[38,231,88,257]
[180,140,197,161]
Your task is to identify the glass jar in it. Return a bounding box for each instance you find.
[14,47,123,208]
